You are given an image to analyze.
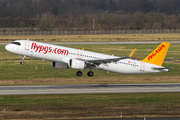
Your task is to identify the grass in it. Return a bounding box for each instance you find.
[1,33,180,42]
[0,93,180,119]
[0,36,180,119]
[0,44,180,85]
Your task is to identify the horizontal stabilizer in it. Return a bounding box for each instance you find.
[153,67,174,71]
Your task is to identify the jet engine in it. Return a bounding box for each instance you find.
[52,62,68,70]
[69,59,85,70]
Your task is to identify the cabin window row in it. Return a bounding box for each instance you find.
[68,52,101,59]
[118,61,138,67]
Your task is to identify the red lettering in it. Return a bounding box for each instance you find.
[43,46,49,54]
[35,45,40,52]
[147,44,166,61]
[57,49,61,54]
[148,55,153,61]
[54,48,57,54]
[48,47,52,53]
[61,49,65,55]
[31,42,69,56]
[155,50,159,54]
[31,42,37,50]
[31,42,35,49]
[161,44,165,48]
[64,50,69,55]
[38,45,44,53]
[152,52,156,57]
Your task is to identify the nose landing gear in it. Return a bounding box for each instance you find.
[20,56,25,65]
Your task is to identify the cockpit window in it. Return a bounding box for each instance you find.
[11,42,21,46]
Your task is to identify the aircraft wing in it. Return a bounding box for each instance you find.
[84,48,136,66]
[85,56,128,65]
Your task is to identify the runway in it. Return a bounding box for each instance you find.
[1,41,180,45]
[1,83,180,95]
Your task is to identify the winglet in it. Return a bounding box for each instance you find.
[141,42,170,66]
[128,48,136,57]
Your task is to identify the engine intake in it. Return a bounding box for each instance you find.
[70,59,85,70]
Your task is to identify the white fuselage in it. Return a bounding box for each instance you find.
[5,40,168,74]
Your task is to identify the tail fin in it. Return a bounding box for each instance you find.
[141,42,170,66]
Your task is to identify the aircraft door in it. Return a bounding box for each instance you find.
[140,62,145,71]
[25,41,30,50]
[24,41,32,56]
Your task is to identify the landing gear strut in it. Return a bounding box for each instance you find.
[20,56,25,65]
[87,71,94,77]
[76,71,83,76]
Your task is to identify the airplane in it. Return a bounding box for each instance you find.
[5,40,172,77]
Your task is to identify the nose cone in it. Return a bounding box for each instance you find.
[5,44,13,53]
[5,44,10,51]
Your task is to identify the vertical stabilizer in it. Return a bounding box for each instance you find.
[141,42,170,66]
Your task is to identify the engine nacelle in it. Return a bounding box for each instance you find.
[52,62,68,70]
[70,59,85,70]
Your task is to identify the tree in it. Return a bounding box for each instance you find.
[36,12,56,31]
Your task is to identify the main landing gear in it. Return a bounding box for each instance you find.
[87,71,94,77]
[76,70,94,77]
[20,56,25,65]
[76,71,83,76]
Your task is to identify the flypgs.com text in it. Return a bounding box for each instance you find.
[31,42,69,55]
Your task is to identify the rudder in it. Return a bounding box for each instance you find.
[141,42,170,66]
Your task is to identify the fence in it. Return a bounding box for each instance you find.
[0,29,179,35]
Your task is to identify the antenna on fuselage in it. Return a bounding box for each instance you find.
[27,38,29,41]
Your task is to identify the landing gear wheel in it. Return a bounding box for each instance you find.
[20,56,25,65]
[76,71,83,76]
[20,61,24,65]
[87,71,94,77]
